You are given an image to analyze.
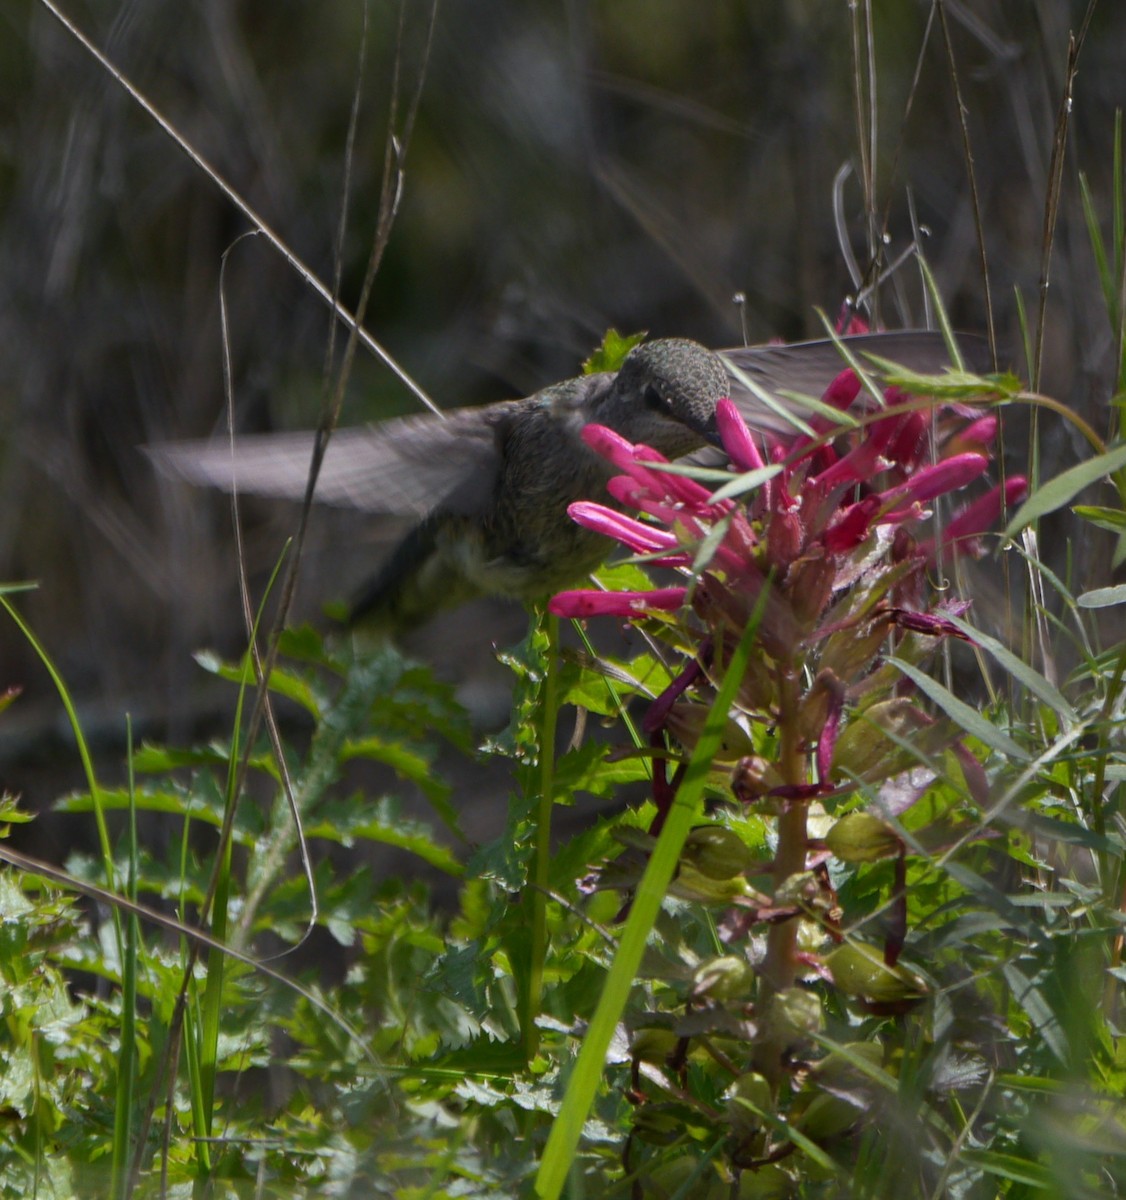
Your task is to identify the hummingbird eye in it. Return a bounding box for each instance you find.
[643,384,669,412]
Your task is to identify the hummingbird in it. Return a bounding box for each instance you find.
[148,331,984,630]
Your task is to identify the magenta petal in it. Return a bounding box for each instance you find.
[821,368,862,411]
[580,423,639,470]
[942,476,1028,544]
[812,438,890,489]
[885,411,929,469]
[567,501,679,553]
[582,426,679,498]
[823,496,880,553]
[548,587,687,617]
[716,397,766,471]
[959,415,998,446]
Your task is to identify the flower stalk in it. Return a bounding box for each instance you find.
[550,351,1027,1095]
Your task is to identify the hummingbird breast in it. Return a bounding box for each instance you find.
[473,389,618,598]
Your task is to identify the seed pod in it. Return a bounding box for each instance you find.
[825,811,901,862]
[797,1091,863,1140]
[725,1071,772,1137]
[820,613,894,684]
[683,826,756,880]
[765,986,823,1043]
[825,943,925,1002]
[734,1164,794,1199]
[671,863,757,904]
[665,701,756,762]
[642,1156,727,1199]
[732,755,784,804]
[814,1041,886,1085]
[691,955,755,1003]
[829,697,925,780]
[632,1105,687,1146]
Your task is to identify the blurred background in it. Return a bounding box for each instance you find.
[1,0,1123,842]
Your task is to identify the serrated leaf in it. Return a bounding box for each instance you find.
[303,799,463,876]
[582,329,646,374]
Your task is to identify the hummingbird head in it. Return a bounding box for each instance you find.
[595,338,729,459]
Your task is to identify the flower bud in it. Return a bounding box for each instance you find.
[825,812,901,862]
[786,553,836,627]
[797,670,845,745]
[765,508,804,570]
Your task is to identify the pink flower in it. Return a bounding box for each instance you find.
[716,397,766,471]
[548,587,688,618]
[553,343,1009,647]
[567,501,680,556]
[920,476,1029,562]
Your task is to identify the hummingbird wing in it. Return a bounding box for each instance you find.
[146,405,515,519]
[720,330,993,435]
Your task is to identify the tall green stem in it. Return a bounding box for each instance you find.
[524,613,559,1062]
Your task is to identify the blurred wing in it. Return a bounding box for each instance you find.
[720,331,992,435]
[146,406,510,519]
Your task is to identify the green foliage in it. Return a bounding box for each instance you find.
[582,329,648,375]
[2,552,1126,1198]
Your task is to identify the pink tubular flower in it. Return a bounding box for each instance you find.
[716,397,766,471]
[953,414,999,449]
[920,476,1029,562]
[551,341,1012,728]
[567,501,680,556]
[550,330,1021,1042]
[879,452,990,508]
[548,587,687,618]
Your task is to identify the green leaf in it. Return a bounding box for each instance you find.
[1076,584,1126,609]
[946,614,1076,723]
[582,329,646,374]
[303,795,463,875]
[551,742,648,800]
[193,650,323,716]
[956,1149,1054,1188]
[1005,442,1126,536]
[888,658,1030,762]
[1072,503,1126,532]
